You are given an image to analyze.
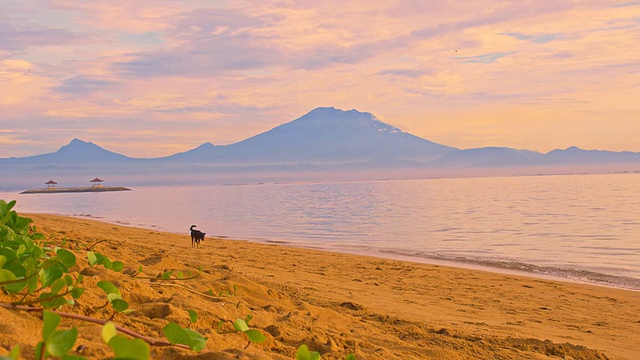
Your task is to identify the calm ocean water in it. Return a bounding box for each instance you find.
[6,173,640,290]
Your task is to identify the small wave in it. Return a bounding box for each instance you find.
[265,240,290,244]
[378,249,640,291]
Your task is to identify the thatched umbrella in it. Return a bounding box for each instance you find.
[90,177,104,187]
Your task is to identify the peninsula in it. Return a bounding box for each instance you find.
[20,177,130,194]
[20,186,131,194]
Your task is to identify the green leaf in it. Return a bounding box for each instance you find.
[35,341,44,360]
[183,328,207,351]
[111,261,124,272]
[5,200,16,212]
[43,310,61,341]
[184,329,207,351]
[4,279,26,294]
[50,277,68,295]
[233,319,249,332]
[56,249,76,268]
[97,280,121,297]
[3,344,19,360]
[46,327,78,356]
[0,202,15,225]
[107,293,122,302]
[41,267,63,288]
[27,271,39,293]
[163,322,190,346]
[345,354,356,360]
[108,334,150,360]
[245,314,253,325]
[70,287,85,299]
[111,298,129,312]
[32,245,44,258]
[163,323,206,351]
[41,296,74,309]
[101,322,117,344]
[296,344,311,360]
[0,255,6,269]
[101,256,113,269]
[188,309,198,324]
[0,249,16,263]
[87,252,98,266]
[295,345,321,360]
[244,329,266,343]
[4,261,26,277]
[161,270,173,279]
[0,269,17,283]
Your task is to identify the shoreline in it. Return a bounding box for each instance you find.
[3,213,638,359]
[24,211,640,292]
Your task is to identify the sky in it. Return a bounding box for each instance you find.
[1,0,639,158]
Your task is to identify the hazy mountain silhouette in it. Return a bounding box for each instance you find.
[544,146,640,164]
[213,107,458,163]
[2,138,133,165]
[428,147,545,167]
[1,107,640,190]
[159,142,217,162]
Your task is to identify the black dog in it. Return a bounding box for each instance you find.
[190,225,206,248]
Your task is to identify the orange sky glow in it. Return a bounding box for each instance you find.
[1,0,639,158]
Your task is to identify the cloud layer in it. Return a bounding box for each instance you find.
[1,0,639,157]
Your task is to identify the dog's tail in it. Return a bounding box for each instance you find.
[190,225,197,230]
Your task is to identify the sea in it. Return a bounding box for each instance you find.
[5,173,640,290]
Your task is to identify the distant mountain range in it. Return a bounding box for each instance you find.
[1,107,639,190]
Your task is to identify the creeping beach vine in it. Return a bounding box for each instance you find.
[1,199,358,359]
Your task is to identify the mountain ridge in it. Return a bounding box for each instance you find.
[3,108,640,163]
[1,107,639,190]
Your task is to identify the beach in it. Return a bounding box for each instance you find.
[1,214,638,359]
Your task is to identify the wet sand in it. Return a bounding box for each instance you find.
[1,214,638,359]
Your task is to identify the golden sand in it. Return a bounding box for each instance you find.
[1,214,638,359]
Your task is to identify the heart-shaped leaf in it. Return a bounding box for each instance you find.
[244,329,266,343]
[46,327,78,356]
[111,298,129,312]
[188,309,198,324]
[163,322,206,351]
[87,252,98,266]
[108,334,150,360]
[233,319,249,332]
[56,249,76,268]
[97,280,121,297]
[102,322,117,344]
[111,261,124,272]
[42,310,61,341]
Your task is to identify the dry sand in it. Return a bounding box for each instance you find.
[1,214,639,359]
